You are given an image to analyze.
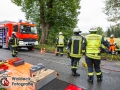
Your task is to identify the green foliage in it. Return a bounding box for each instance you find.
[106,25,120,38]
[107,28,111,37]
[50,0,80,29]
[114,28,118,38]
[111,28,114,34]
[97,27,103,35]
[11,0,81,44]
[103,0,120,23]
[35,43,120,60]
[101,53,120,60]
[35,44,69,53]
[35,44,55,52]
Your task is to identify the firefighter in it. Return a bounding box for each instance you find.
[83,28,107,83]
[9,32,19,57]
[109,34,115,54]
[67,28,84,76]
[56,32,66,56]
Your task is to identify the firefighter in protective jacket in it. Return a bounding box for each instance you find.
[56,32,65,56]
[83,28,107,83]
[67,28,84,76]
[9,32,19,57]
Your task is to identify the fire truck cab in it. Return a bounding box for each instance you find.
[0,20,38,50]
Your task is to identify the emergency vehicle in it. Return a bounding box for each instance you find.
[0,20,38,50]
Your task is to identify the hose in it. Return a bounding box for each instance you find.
[81,57,120,72]
[101,66,120,72]
[101,59,120,72]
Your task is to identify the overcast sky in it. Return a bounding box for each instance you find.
[78,0,115,33]
[0,0,26,24]
[0,0,115,33]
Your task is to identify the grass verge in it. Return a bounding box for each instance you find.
[35,44,120,60]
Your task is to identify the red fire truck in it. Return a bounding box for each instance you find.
[0,20,38,50]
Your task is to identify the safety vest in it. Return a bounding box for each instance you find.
[85,34,102,60]
[57,35,64,47]
[70,36,82,58]
[109,38,114,45]
[10,36,18,47]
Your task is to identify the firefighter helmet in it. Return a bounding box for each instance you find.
[73,28,81,33]
[12,31,16,35]
[110,34,114,37]
[59,32,62,35]
[89,28,97,32]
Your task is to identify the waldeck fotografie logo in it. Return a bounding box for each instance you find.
[0,74,10,88]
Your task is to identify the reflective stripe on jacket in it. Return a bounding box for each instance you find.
[57,35,65,47]
[85,34,102,60]
[10,36,18,47]
[70,36,83,58]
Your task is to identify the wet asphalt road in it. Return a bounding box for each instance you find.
[0,48,120,90]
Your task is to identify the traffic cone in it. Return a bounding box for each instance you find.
[43,47,46,52]
[56,72,59,77]
[54,48,56,55]
[40,48,44,54]
[32,47,34,52]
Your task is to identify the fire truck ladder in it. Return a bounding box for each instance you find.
[0,28,2,46]
[2,28,7,48]
[0,28,7,48]
[0,21,12,48]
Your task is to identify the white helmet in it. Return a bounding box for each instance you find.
[73,28,81,32]
[59,32,62,35]
[79,33,82,35]
[110,34,114,37]
[12,31,16,34]
[89,28,97,32]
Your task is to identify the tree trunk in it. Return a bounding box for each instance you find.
[39,0,53,44]
[40,23,50,44]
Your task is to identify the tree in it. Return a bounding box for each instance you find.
[114,28,117,38]
[117,25,120,37]
[107,28,111,37]
[11,0,81,44]
[111,28,114,35]
[97,27,103,35]
[103,0,120,23]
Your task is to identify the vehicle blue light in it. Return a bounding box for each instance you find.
[32,22,34,24]
[19,20,22,22]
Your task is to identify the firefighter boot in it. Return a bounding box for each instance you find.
[56,53,58,56]
[12,54,17,57]
[72,70,80,76]
[15,51,18,54]
[60,54,63,57]
[87,76,93,83]
[97,74,102,82]
[67,53,70,58]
